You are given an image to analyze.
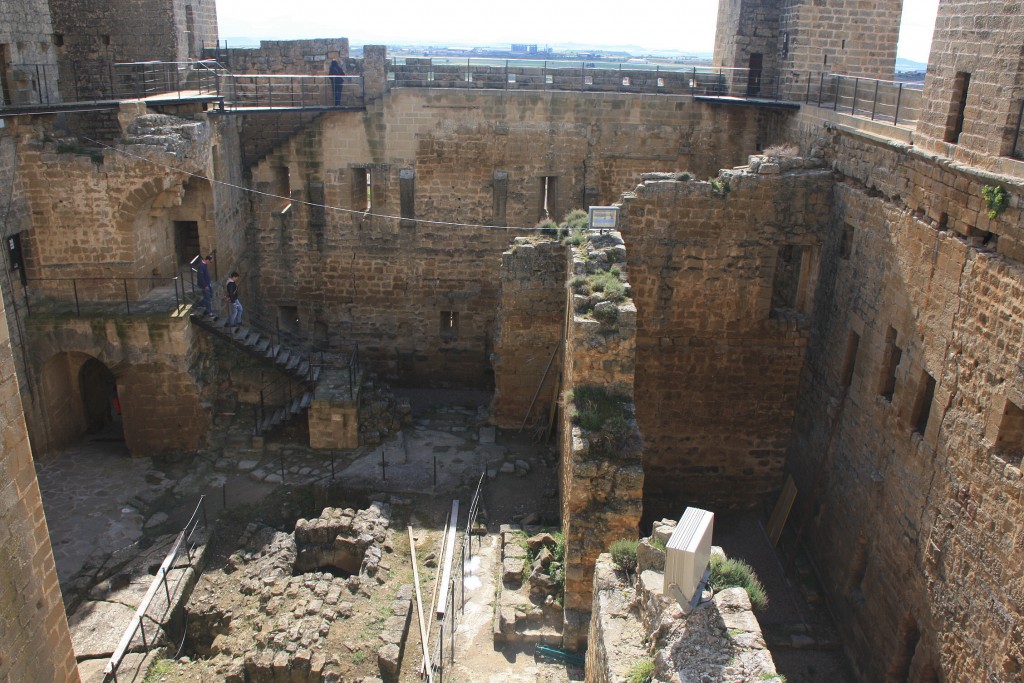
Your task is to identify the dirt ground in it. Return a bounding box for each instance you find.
[137,390,579,683]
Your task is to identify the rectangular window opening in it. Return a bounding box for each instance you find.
[352,167,371,211]
[53,33,64,47]
[271,165,292,213]
[910,370,936,435]
[539,176,558,221]
[995,398,1024,466]
[840,330,860,389]
[945,71,971,144]
[879,326,902,402]
[966,225,997,250]
[440,310,459,339]
[840,223,854,259]
[279,305,299,334]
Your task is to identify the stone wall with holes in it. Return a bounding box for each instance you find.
[244,87,778,387]
[0,293,81,683]
[23,315,208,458]
[491,237,566,428]
[0,0,60,106]
[766,106,1024,680]
[913,0,1024,163]
[224,39,349,75]
[619,164,831,521]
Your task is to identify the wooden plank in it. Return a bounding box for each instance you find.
[766,475,798,546]
[407,526,434,683]
[435,500,460,619]
[428,506,452,619]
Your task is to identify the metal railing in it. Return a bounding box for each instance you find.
[22,275,186,317]
[430,470,485,681]
[1,60,225,106]
[103,496,207,682]
[217,73,363,110]
[804,72,921,126]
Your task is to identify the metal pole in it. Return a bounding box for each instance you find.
[123,279,130,314]
[818,72,824,106]
[871,80,880,120]
[73,279,80,316]
[894,82,903,125]
[834,75,840,111]
[851,77,859,115]
[805,72,811,103]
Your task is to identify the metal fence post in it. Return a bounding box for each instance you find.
[851,77,859,115]
[123,279,130,314]
[834,75,840,111]
[894,82,903,126]
[871,80,880,120]
[73,280,80,316]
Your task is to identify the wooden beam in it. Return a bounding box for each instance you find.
[407,526,434,683]
[435,500,460,619]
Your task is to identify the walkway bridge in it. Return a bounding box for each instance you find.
[0,57,921,127]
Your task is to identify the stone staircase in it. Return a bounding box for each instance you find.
[190,313,323,436]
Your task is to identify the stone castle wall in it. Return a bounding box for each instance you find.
[619,164,831,520]
[0,0,60,106]
[773,105,1024,680]
[24,315,210,458]
[559,232,643,651]
[915,0,1024,163]
[224,39,349,75]
[244,87,776,387]
[491,238,566,428]
[0,291,80,682]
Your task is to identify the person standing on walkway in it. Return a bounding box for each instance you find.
[226,271,243,326]
[197,254,214,317]
[329,60,345,106]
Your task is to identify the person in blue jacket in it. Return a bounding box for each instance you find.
[329,60,345,106]
[197,254,214,317]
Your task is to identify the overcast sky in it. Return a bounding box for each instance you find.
[216,0,940,63]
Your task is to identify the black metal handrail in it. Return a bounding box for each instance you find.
[218,73,363,111]
[22,275,185,316]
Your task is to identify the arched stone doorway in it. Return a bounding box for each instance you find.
[78,356,122,438]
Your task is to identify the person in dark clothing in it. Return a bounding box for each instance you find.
[329,60,345,106]
[196,254,214,317]
[226,271,243,326]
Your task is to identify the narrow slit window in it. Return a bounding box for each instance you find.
[910,370,936,435]
[995,398,1024,466]
[879,326,902,401]
[440,310,459,339]
[352,168,371,211]
[840,223,854,259]
[840,330,860,389]
[946,72,971,144]
[539,176,557,221]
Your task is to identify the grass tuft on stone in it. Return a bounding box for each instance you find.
[610,537,639,574]
[627,656,654,683]
[709,554,768,610]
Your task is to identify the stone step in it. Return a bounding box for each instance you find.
[277,350,291,367]
[255,338,270,354]
[289,397,302,414]
[300,392,313,409]
[296,360,310,379]
[286,355,301,372]
[268,344,281,360]
[244,331,260,346]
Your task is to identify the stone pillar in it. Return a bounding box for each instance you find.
[0,291,81,682]
[362,45,388,102]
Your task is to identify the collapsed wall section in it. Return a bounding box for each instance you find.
[620,164,831,520]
